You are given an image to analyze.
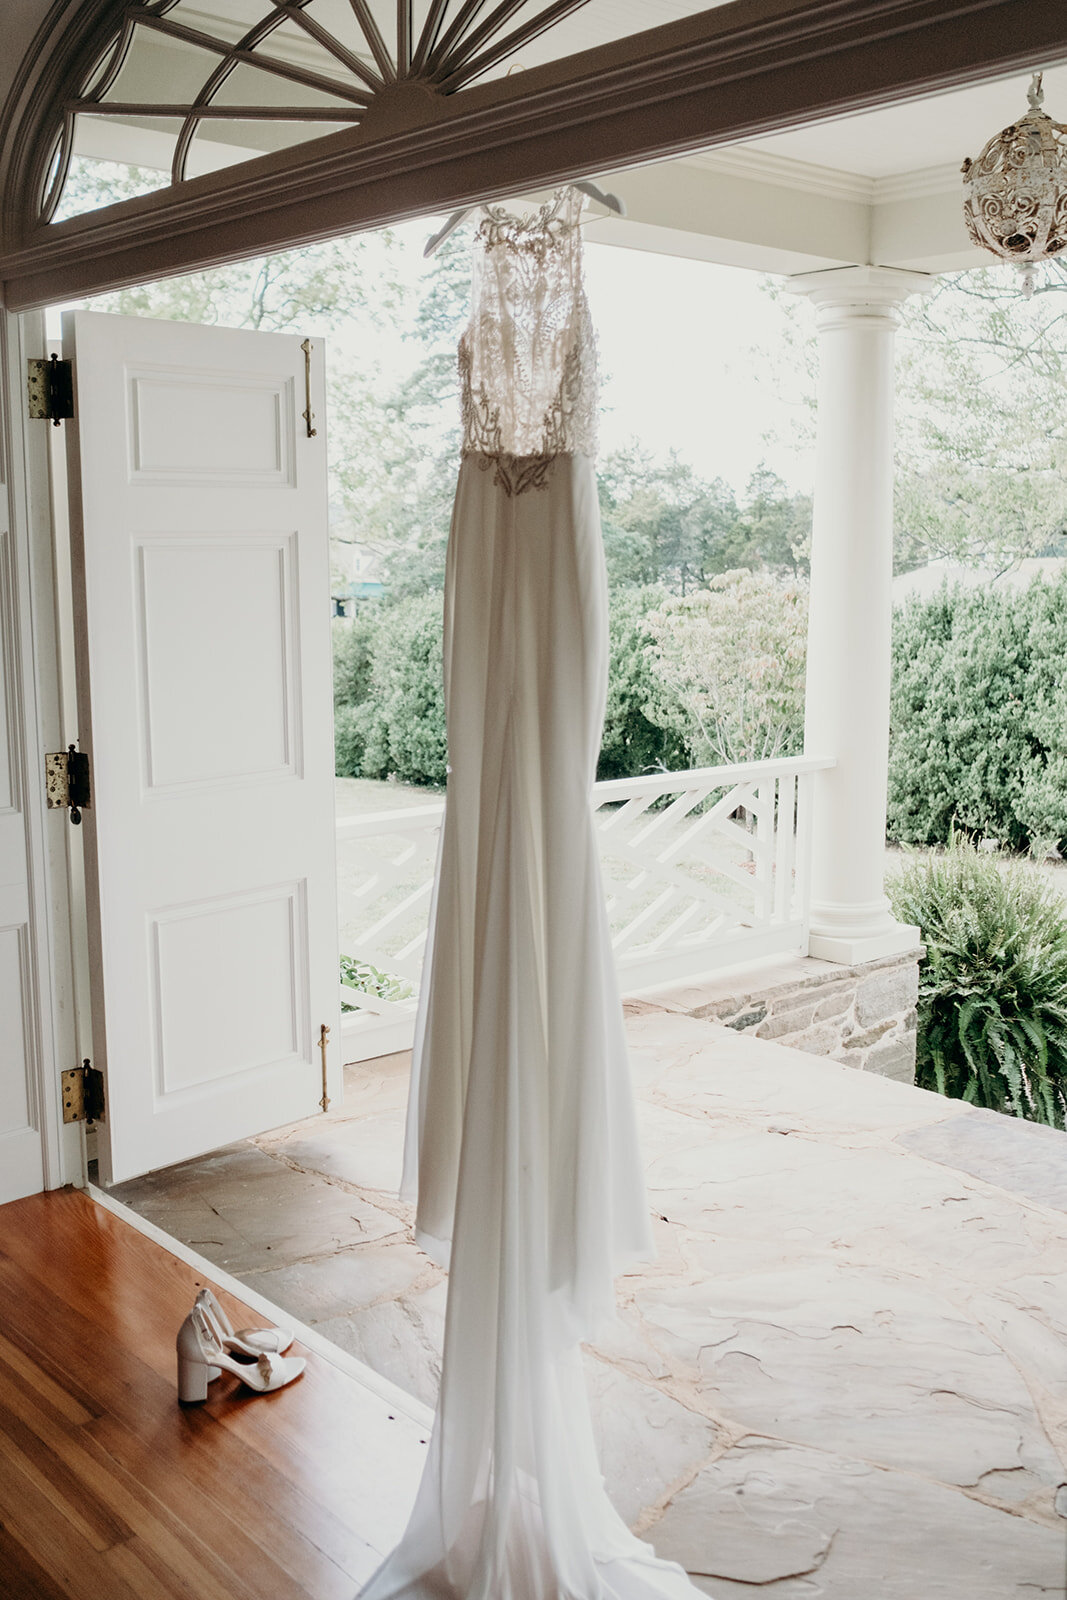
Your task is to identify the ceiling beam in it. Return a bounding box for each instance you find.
[3,0,1067,308]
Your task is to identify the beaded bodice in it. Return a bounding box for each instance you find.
[459,186,598,495]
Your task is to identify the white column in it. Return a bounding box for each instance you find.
[789,266,931,965]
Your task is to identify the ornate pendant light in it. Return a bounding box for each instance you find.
[962,74,1067,296]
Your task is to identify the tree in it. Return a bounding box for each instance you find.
[732,466,811,576]
[68,164,419,585]
[757,264,1067,573]
[65,165,487,605]
[72,163,399,337]
[644,569,807,765]
[355,227,473,597]
[597,445,806,590]
[893,266,1067,573]
[598,445,730,589]
[54,159,169,222]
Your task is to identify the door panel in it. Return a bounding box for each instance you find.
[63,310,340,1184]
[136,534,299,789]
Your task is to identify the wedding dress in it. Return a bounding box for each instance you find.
[359,188,705,1600]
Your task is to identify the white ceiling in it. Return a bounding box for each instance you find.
[747,60,1067,180]
[582,61,1067,279]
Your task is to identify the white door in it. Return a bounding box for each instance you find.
[63,310,340,1184]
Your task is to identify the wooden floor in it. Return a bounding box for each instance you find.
[0,1188,425,1599]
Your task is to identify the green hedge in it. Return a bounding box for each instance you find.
[336,573,1067,858]
[597,586,691,780]
[335,586,691,788]
[360,592,448,787]
[332,597,447,786]
[888,575,1067,852]
[332,614,375,777]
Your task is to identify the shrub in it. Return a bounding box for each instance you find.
[644,569,807,765]
[332,612,377,777]
[598,586,691,780]
[332,612,375,707]
[334,702,368,778]
[887,837,1067,1128]
[360,592,447,786]
[888,575,1067,850]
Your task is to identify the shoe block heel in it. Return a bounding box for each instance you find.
[176,1302,304,1399]
[178,1352,209,1404]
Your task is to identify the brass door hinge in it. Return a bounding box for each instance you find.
[62,1060,105,1125]
[27,354,74,425]
[45,745,90,823]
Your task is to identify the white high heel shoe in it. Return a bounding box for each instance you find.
[194,1286,294,1358]
[177,1304,305,1404]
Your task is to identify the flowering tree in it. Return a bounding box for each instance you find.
[644,569,807,766]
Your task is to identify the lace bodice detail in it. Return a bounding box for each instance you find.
[459,186,598,494]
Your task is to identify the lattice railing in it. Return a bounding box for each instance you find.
[337,756,833,1059]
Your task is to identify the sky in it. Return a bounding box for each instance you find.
[583,240,816,495]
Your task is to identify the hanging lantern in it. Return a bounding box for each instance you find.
[962,74,1067,296]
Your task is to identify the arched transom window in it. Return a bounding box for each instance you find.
[42,1,713,224]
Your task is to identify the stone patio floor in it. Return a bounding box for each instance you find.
[112,1001,1067,1597]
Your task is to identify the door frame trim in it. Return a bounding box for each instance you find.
[3,305,82,1192]
[4,0,1067,308]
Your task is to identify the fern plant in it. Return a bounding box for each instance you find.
[339,955,414,1013]
[887,837,1067,1128]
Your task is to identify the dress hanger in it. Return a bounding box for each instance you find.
[422,179,625,257]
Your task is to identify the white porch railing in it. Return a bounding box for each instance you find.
[337,755,834,1061]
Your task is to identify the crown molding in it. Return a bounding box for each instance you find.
[683,145,875,202]
[683,145,964,206]
[873,162,963,202]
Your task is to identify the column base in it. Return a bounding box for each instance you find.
[807,898,920,965]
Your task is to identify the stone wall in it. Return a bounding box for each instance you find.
[632,948,923,1082]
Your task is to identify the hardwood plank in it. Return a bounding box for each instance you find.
[0,1198,412,1567]
[0,1377,274,1600]
[105,1540,199,1600]
[0,1399,128,1551]
[0,1330,95,1425]
[0,1522,74,1600]
[0,1458,145,1600]
[0,1188,418,1600]
[86,1413,358,1600]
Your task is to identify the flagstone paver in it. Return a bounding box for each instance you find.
[111,1005,1067,1596]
